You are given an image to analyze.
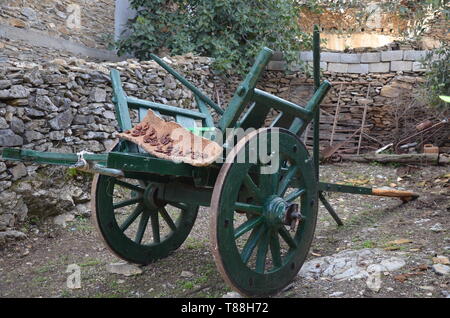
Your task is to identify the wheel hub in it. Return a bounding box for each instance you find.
[263,196,303,228]
[143,185,165,210]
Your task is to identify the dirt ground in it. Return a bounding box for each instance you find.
[0,162,448,298]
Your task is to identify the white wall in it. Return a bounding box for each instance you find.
[114,0,136,41]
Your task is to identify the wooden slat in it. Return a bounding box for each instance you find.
[176,115,197,129]
[138,107,148,122]
[110,69,132,131]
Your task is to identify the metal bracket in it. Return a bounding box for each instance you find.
[71,150,124,178]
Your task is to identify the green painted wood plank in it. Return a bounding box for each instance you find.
[195,96,215,128]
[1,148,107,166]
[318,182,373,195]
[218,47,274,131]
[110,69,132,131]
[127,97,206,120]
[106,152,197,177]
[149,53,223,115]
[176,115,197,129]
[253,89,312,121]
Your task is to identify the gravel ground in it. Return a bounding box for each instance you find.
[0,162,448,298]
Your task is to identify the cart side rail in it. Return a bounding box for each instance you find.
[110,69,213,133]
[126,97,207,120]
[217,47,274,132]
[1,148,107,166]
[149,53,223,116]
[110,69,133,132]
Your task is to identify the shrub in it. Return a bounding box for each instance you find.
[420,45,449,110]
[116,0,312,75]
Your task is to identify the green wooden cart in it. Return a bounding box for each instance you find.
[0,28,417,296]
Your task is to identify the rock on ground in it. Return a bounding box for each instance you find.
[180,270,194,278]
[53,213,75,228]
[432,264,450,276]
[298,248,406,282]
[0,230,27,246]
[222,292,243,298]
[106,262,143,277]
[430,223,445,233]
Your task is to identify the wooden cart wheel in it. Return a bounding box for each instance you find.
[92,174,198,265]
[210,128,318,297]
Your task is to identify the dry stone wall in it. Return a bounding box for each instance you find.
[0,52,221,234]
[0,0,115,49]
[257,71,447,155]
[265,49,448,154]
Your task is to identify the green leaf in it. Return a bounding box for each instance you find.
[439,96,450,103]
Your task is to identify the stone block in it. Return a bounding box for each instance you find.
[368,62,390,73]
[381,50,403,61]
[403,50,428,61]
[299,51,313,62]
[49,109,74,130]
[390,61,413,72]
[49,131,65,141]
[412,61,426,72]
[271,51,284,61]
[0,129,23,147]
[307,61,328,71]
[380,86,401,98]
[328,63,348,73]
[321,52,340,63]
[267,60,287,71]
[10,163,27,181]
[361,52,381,63]
[0,80,11,90]
[347,64,369,74]
[340,53,361,63]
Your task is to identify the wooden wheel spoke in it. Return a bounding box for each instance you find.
[255,230,270,273]
[234,216,263,239]
[277,165,299,197]
[241,224,264,264]
[270,232,283,269]
[285,188,305,202]
[114,179,144,193]
[113,197,142,209]
[159,207,177,231]
[135,212,150,244]
[119,203,144,231]
[278,227,297,249]
[234,202,263,215]
[243,174,264,203]
[150,212,160,243]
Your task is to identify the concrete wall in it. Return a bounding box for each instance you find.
[267,49,430,73]
[114,0,136,41]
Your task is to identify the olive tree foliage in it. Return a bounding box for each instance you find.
[299,0,449,110]
[420,45,449,110]
[115,0,312,75]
